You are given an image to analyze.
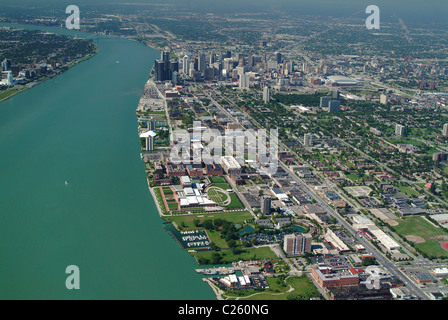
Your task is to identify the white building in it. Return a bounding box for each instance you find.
[239,74,250,90]
[395,124,405,136]
[263,86,270,103]
[0,71,14,86]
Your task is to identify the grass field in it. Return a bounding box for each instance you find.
[226,275,321,300]
[192,246,277,265]
[163,211,253,230]
[398,185,421,197]
[393,216,448,258]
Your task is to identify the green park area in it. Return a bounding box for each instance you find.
[223,275,322,300]
[392,216,448,258]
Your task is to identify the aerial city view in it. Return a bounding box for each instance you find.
[1,0,448,305]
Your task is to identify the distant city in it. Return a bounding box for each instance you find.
[1,0,448,301]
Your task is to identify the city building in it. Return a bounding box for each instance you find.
[311,266,359,288]
[304,133,314,147]
[239,74,250,90]
[320,96,332,108]
[263,86,270,103]
[380,93,389,105]
[140,130,157,151]
[443,123,448,137]
[261,196,271,215]
[283,233,312,256]
[395,124,405,136]
[328,100,341,113]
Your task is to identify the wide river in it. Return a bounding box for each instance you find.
[0,23,214,299]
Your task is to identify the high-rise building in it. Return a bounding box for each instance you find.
[198,52,207,74]
[332,90,340,99]
[380,93,389,105]
[148,118,156,131]
[261,197,271,215]
[1,59,11,71]
[275,52,282,64]
[395,124,405,136]
[328,100,341,113]
[263,86,270,103]
[239,74,250,90]
[283,233,312,256]
[154,59,166,81]
[140,130,157,151]
[304,133,314,147]
[442,124,448,137]
[154,53,178,82]
[320,96,332,108]
[182,55,190,74]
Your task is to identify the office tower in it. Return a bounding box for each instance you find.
[443,124,448,137]
[283,233,312,256]
[182,55,190,74]
[380,93,389,105]
[249,55,255,67]
[198,52,206,74]
[154,59,165,81]
[209,51,215,64]
[304,133,314,147]
[172,71,179,84]
[239,74,250,89]
[169,59,179,79]
[148,118,156,131]
[140,130,156,151]
[275,52,282,64]
[189,62,195,77]
[332,90,340,99]
[261,197,271,215]
[395,124,405,136]
[226,50,232,59]
[263,86,270,103]
[1,59,11,71]
[320,96,332,108]
[328,100,341,113]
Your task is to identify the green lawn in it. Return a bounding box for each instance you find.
[393,216,448,258]
[209,176,227,183]
[235,275,322,300]
[165,210,251,224]
[192,246,277,265]
[398,186,420,197]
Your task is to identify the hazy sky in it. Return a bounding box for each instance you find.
[1,0,447,23]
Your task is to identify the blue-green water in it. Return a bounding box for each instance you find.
[0,24,214,299]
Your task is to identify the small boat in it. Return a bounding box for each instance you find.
[65,181,68,185]
[116,61,120,64]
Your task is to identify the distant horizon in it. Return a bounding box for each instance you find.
[1,0,447,24]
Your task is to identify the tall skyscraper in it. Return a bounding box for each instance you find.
[198,52,206,74]
[443,124,448,137]
[275,52,282,64]
[182,55,190,74]
[261,197,271,215]
[395,124,405,136]
[328,100,341,113]
[239,74,250,90]
[380,93,389,105]
[263,86,270,103]
[283,233,312,256]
